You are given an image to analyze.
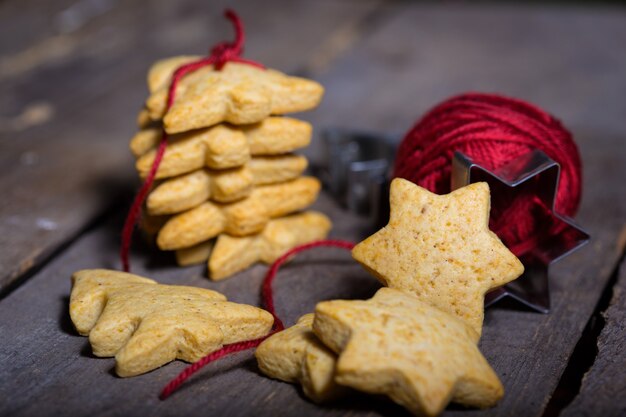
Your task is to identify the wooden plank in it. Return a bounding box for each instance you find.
[0,0,383,293]
[303,3,626,163]
[560,253,626,417]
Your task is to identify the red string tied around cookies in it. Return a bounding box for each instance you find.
[159,239,356,400]
[120,9,264,272]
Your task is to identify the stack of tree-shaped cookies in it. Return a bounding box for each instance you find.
[130,57,331,280]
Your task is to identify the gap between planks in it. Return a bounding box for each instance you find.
[559,251,626,417]
[542,226,626,417]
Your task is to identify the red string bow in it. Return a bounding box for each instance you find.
[120,9,263,272]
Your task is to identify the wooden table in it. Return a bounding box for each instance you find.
[1,1,625,416]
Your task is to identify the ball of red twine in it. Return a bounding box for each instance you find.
[393,93,582,256]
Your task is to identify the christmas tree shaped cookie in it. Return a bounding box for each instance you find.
[70,269,273,376]
[209,211,331,280]
[133,117,312,176]
[156,176,321,250]
[145,58,324,133]
[146,154,308,215]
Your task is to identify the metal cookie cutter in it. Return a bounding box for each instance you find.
[319,129,589,313]
[319,128,398,227]
[452,150,590,313]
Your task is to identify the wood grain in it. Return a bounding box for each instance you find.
[0,0,383,293]
[303,3,626,163]
[560,253,626,417]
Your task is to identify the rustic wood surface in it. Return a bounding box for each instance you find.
[560,254,626,417]
[1,2,625,417]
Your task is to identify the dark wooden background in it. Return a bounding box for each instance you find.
[1,1,625,416]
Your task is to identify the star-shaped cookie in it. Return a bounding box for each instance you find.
[70,269,273,377]
[352,179,523,335]
[313,288,504,416]
[145,57,324,133]
[255,314,345,403]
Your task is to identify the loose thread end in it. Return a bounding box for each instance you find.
[157,239,356,400]
[158,336,271,400]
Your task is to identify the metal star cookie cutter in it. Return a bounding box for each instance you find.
[451,150,590,313]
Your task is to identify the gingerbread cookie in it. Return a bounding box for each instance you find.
[146,154,308,215]
[175,240,214,267]
[157,176,320,250]
[133,117,312,176]
[256,314,344,403]
[352,179,524,335]
[208,211,331,280]
[313,288,504,416]
[70,269,273,377]
[144,58,324,133]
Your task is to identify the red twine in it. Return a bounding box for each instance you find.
[393,93,582,257]
[159,239,356,400]
[120,9,264,272]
